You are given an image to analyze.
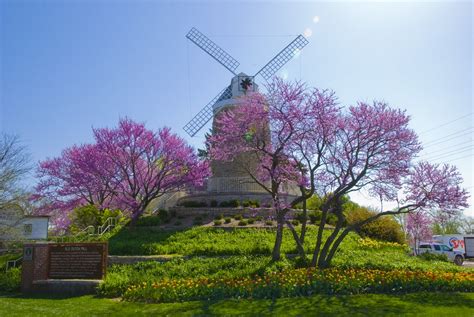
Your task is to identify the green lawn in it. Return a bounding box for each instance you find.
[1,292,473,316]
[108,226,467,272]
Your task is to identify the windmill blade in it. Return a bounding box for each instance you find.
[186,27,240,75]
[255,35,309,81]
[183,86,233,137]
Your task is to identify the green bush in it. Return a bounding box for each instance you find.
[308,211,322,224]
[70,205,125,232]
[265,220,273,226]
[214,220,223,226]
[70,205,101,230]
[256,216,263,221]
[326,214,339,226]
[242,200,260,208]
[247,218,255,225]
[180,201,207,208]
[214,214,223,220]
[238,220,248,226]
[135,216,162,227]
[294,212,307,224]
[220,200,240,208]
[233,214,243,220]
[346,206,405,244]
[224,217,232,224]
[419,252,449,262]
[0,268,20,292]
[291,219,300,226]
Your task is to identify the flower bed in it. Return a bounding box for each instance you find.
[122,267,474,303]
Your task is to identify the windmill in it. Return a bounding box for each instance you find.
[182,27,308,199]
[183,27,309,137]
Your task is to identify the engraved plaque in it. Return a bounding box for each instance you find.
[47,243,107,279]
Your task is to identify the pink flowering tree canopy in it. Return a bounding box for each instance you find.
[34,118,209,228]
[209,78,469,266]
[93,119,209,220]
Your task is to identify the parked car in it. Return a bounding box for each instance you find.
[417,243,464,266]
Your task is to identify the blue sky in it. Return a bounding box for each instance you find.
[1,1,472,215]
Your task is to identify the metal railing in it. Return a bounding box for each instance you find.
[57,216,121,242]
[5,256,22,272]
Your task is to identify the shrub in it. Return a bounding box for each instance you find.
[255,216,263,221]
[238,220,248,226]
[69,205,101,230]
[214,214,223,220]
[242,200,260,208]
[233,214,243,221]
[180,201,207,208]
[247,218,255,225]
[291,219,300,226]
[210,200,218,208]
[224,217,232,224]
[265,220,273,226]
[346,206,405,244]
[220,200,240,208]
[157,209,169,221]
[308,211,322,224]
[326,213,339,226]
[294,212,307,224]
[419,252,449,262]
[135,216,162,227]
[214,220,223,226]
[193,216,203,226]
[0,268,20,292]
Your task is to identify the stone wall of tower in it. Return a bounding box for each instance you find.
[208,103,268,194]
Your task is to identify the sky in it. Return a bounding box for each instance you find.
[1,0,472,216]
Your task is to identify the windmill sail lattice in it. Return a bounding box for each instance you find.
[186,28,240,75]
[183,86,233,137]
[255,35,309,81]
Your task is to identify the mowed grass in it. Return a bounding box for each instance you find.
[1,292,473,316]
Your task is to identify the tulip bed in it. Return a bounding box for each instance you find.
[121,267,474,303]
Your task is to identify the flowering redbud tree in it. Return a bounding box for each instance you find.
[209,78,469,266]
[34,118,209,228]
[34,143,117,229]
[407,212,432,255]
[93,119,209,221]
[209,80,340,260]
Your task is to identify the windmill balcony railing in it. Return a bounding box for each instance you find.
[207,177,268,193]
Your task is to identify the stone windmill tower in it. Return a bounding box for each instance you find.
[182,27,308,204]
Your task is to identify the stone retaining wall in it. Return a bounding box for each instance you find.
[169,207,299,218]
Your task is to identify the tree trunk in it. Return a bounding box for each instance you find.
[311,207,329,267]
[286,220,306,259]
[272,216,284,261]
[317,210,345,268]
[321,228,351,268]
[299,198,308,243]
